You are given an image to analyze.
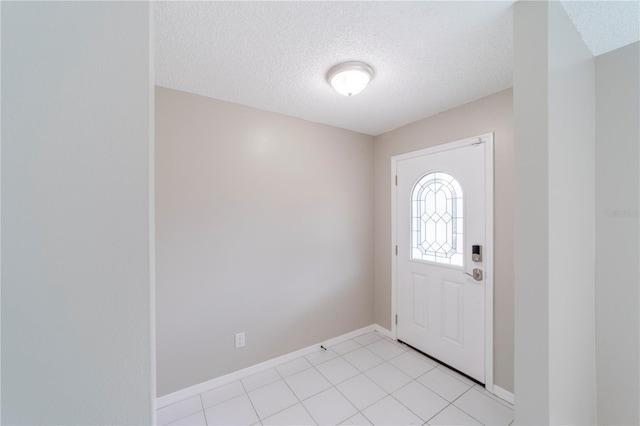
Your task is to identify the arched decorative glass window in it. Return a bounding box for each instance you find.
[411,172,463,266]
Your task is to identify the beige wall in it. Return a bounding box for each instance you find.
[595,41,639,425]
[155,87,375,396]
[373,89,514,392]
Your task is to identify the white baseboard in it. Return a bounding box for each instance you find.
[492,384,515,405]
[157,324,380,408]
[373,324,392,338]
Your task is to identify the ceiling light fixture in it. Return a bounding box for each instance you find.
[327,61,374,97]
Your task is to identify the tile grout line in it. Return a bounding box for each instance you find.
[260,365,301,423]
[273,362,320,425]
[444,385,487,425]
[367,349,489,426]
[161,334,371,425]
[384,367,444,424]
[297,362,337,425]
[157,395,207,426]
[198,393,207,426]
[420,386,474,425]
[326,357,386,419]
[238,374,262,424]
[307,339,398,425]
[198,393,204,411]
[161,409,204,426]
[336,344,428,424]
[310,358,360,421]
[327,362,372,425]
[296,358,507,426]
[389,392,430,424]
[172,333,513,426]
[453,386,514,424]
[250,358,342,424]
[329,381,363,424]
[342,344,435,425]
[275,352,369,425]
[329,339,435,424]
[431,362,513,412]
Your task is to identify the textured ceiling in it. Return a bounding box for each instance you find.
[562,0,639,57]
[155,1,514,135]
[155,1,639,136]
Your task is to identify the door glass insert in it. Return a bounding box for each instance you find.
[411,171,463,266]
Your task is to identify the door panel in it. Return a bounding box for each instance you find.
[442,279,463,345]
[411,273,428,328]
[396,141,487,383]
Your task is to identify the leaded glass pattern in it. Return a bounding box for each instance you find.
[411,172,463,266]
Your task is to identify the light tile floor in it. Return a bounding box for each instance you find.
[157,332,514,426]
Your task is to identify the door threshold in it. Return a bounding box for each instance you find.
[397,339,484,387]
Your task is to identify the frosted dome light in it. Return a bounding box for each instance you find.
[327,62,374,96]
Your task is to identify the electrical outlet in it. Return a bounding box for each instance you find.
[235,332,245,349]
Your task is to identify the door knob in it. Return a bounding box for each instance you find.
[463,268,483,281]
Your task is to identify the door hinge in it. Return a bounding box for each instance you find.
[395,175,398,186]
[395,314,398,325]
[395,245,398,256]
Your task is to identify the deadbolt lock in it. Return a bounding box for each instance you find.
[472,245,482,262]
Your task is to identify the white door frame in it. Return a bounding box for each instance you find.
[391,133,495,393]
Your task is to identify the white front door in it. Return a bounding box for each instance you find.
[394,136,492,383]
